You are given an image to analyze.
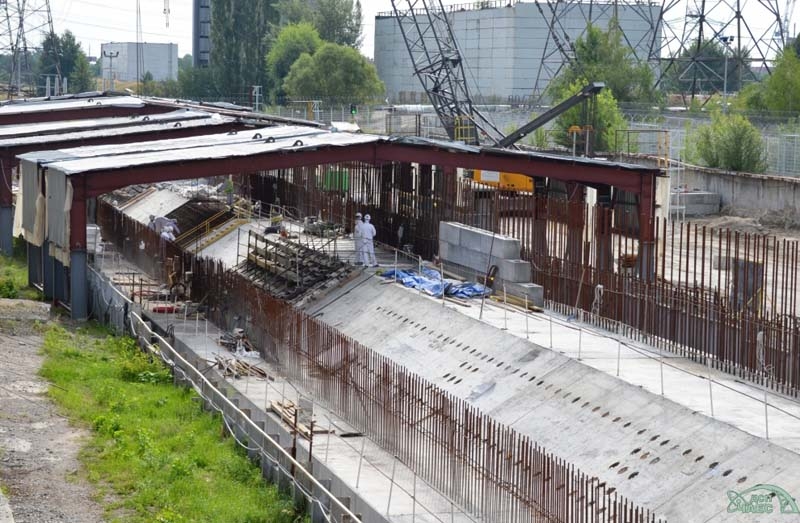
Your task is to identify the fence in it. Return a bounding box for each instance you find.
[191,257,661,523]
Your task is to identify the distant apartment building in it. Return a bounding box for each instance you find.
[193,0,211,67]
[100,42,179,83]
[375,1,661,104]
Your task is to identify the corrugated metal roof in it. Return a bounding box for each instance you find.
[0,109,213,140]
[44,128,382,176]
[17,125,326,165]
[6,114,234,150]
[0,95,145,115]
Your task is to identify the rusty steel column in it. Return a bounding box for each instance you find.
[532,178,549,258]
[69,179,89,320]
[565,182,586,266]
[595,186,614,273]
[637,172,657,282]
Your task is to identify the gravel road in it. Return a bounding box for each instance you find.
[0,299,105,523]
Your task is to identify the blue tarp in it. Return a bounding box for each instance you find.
[381,269,492,299]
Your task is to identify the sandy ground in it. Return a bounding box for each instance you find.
[0,299,104,523]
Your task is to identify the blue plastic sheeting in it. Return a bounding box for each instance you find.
[381,269,492,298]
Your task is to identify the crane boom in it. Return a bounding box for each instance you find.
[390,0,504,145]
[498,82,605,148]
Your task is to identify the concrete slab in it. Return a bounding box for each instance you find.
[304,274,800,521]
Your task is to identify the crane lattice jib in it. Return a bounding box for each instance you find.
[390,0,504,145]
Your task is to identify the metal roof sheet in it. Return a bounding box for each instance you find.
[44,129,382,176]
[7,114,234,151]
[0,109,213,140]
[0,95,145,115]
[17,125,327,165]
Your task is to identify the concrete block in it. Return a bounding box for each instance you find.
[442,221,520,259]
[499,281,544,308]
[438,221,461,245]
[497,259,531,283]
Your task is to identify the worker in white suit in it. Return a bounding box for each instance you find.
[363,214,377,267]
[354,212,364,265]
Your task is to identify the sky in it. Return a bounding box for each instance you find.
[47,0,401,60]
[44,0,800,61]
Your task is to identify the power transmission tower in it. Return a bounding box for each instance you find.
[390,0,504,145]
[1,0,60,98]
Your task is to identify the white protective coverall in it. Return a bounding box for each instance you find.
[363,214,377,266]
[354,213,365,264]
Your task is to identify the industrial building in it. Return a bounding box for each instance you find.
[100,42,179,83]
[374,0,661,103]
[192,0,212,68]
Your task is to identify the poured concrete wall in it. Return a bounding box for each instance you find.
[305,276,800,521]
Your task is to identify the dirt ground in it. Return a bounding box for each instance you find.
[0,299,105,523]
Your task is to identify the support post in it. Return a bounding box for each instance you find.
[0,153,13,256]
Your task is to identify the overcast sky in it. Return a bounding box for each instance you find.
[46,0,799,60]
[48,0,401,59]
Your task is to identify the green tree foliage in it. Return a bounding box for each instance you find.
[737,49,800,113]
[549,19,657,103]
[266,23,322,100]
[178,54,194,71]
[210,0,278,98]
[283,42,384,103]
[691,111,766,172]
[68,53,95,93]
[550,79,627,153]
[39,30,83,80]
[274,0,362,48]
[178,66,217,101]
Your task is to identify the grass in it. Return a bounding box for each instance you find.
[0,237,41,300]
[40,324,304,523]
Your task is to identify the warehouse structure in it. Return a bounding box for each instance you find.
[100,42,180,83]
[375,0,662,104]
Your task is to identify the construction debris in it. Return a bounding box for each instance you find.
[238,231,351,301]
[215,355,268,379]
[270,400,332,440]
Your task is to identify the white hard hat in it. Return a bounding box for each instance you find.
[355,212,362,218]
[364,214,371,221]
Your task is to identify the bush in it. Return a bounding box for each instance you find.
[0,277,18,299]
[692,111,766,173]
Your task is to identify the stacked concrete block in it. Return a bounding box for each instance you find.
[439,221,543,306]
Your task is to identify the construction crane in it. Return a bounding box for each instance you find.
[391,1,604,190]
[781,0,796,44]
[389,0,505,145]
[164,0,170,28]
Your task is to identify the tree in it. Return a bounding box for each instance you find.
[274,0,362,48]
[210,0,279,99]
[39,30,83,80]
[549,19,657,103]
[266,23,322,101]
[691,111,766,172]
[178,54,194,71]
[283,42,384,103]
[550,79,628,153]
[68,53,95,93]
[178,66,217,101]
[762,49,800,113]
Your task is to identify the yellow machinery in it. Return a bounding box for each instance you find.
[471,170,534,192]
